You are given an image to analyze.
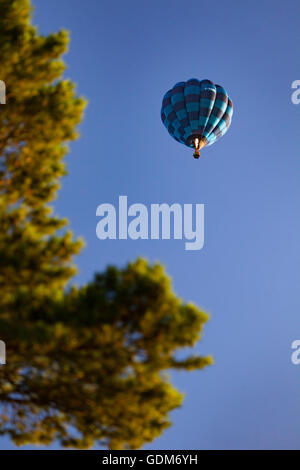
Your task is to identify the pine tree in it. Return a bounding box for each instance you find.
[0,0,212,449]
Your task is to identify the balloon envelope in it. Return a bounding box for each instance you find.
[161,78,233,156]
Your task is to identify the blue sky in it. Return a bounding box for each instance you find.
[2,0,300,450]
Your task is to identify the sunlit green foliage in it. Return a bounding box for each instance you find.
[0,0,212,449]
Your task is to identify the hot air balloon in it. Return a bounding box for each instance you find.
[161,78,233,159]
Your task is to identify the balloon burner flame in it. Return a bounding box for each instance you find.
[193,138,201,159]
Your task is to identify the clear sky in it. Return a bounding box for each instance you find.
[2,0,300,450]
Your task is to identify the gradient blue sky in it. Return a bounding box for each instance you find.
[2,0,300,450]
